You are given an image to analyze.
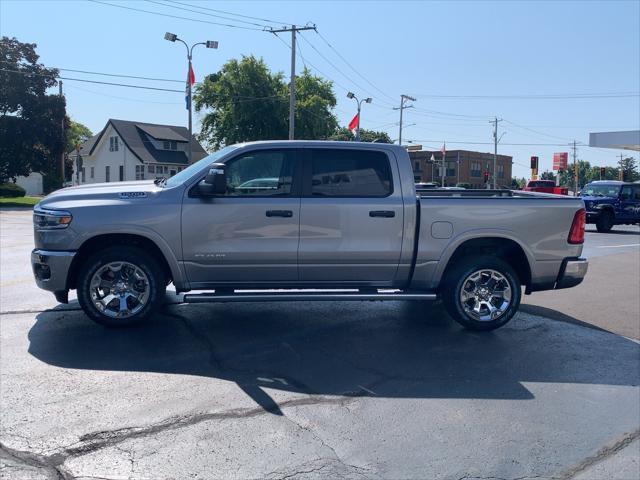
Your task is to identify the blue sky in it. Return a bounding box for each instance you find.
[2,0,639,178]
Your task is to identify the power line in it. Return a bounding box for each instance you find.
[144,0,271,28]
[169,0,293,26]
[314,29,397,104]
[297,32,395,107]
[87,0,263,30]
[502,118,572,143]
[64,83,183,104]
[0,68,184,92]
[59,68,182,83]
[410,139,575,146]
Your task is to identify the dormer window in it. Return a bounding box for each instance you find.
[109,136,119,152]
[163,140,177,151]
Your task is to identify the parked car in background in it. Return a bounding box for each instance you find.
[32,141,587,332]
[523,180,568,195]
[581,181,640,232]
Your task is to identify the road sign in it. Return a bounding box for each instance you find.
[553,152,568,171]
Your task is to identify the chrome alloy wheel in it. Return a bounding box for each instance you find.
[89,262,150,319]
[459,269,512,322]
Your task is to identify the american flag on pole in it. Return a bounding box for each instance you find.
[185,63,195,110]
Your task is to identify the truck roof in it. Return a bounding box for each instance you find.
[233,140,406,153]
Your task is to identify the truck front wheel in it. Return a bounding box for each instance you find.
[77,246,166,327]
[441,256,521,331]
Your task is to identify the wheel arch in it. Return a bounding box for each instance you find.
[436,236,532,290]
[67,233,179,290]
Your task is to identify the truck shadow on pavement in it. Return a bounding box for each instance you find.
[585,227,640,235]
[28,300,640,415]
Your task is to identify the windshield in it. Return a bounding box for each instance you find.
[527,181,554,188]
[581,184,621,197]
[164,145,239,188]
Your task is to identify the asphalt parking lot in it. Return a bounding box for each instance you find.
[1,208,639,480]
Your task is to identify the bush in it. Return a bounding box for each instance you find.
[0,183,26,198]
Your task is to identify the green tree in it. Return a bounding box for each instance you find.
[64,120,93,182]
[0,37,66,188]
[559,160,592,191]
[539,170,556,181]
[619,156,639,182]
[194,57,339,149]
[66,120,92,152]
[329,127,392,143]
[194,55,287,149]
[294,68,338,140]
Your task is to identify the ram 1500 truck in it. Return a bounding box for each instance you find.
[32,141,588,331]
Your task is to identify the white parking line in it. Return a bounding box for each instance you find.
[596,244,640,248]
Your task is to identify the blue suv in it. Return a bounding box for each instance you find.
[581,181,640,232]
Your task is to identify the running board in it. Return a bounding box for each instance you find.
[183,290,437,303]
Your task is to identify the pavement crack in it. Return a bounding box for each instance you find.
[558,428,640,479]
[0,442,73,480]
[57,395,358,461]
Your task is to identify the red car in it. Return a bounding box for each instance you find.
[524,180,568,195]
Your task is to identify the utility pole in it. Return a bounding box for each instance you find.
[59,81,65,187]
[618,153,625,181]
[395,94,416,146]
[490,117,503,189]
[269,25,316,140]
[572,140,578,195]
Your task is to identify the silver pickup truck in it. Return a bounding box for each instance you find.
[31,141,588,331]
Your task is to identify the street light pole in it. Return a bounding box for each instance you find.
[165,33,218,165]
[347,92,372,141]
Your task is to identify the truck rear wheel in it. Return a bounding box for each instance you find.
[442,256,521,331]
[77,246,165,327]
[596,211,614,233]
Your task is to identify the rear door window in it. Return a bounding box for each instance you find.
[309,149,392,197]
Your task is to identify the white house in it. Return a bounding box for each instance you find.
[70,119,208,185]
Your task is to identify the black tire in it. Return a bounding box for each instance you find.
[77,246,166,327]
[596,211,614,233]
[441,255,521,331]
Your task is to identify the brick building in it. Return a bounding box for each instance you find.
[409,149,513,188]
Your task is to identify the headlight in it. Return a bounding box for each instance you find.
[33,208,73,230]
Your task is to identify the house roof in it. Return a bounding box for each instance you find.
[72,119,208,165]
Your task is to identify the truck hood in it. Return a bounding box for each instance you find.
[581,195,615,201]
[37,181,163,209]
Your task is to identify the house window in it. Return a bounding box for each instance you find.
[119,165,124,181]
[81,167,86,183]
[471,161,482,177]
[105,166,110,182]
[498,164,505,179]
[414,161,421,172]
[109,136,119,152]
[90,166,95,179]
[135,165,145,180]
[148,165,155,174]
[163,140,177,150]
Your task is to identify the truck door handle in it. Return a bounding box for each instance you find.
[369,210,395,218]
[266,210,293,218]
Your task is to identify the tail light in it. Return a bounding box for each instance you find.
[568,208,586,244]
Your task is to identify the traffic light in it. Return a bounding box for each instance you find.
[483,171,489,183]
[530,156,539,170]
[600,167,606,178]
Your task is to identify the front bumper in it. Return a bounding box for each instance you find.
[556,257,588,289]
[585,211,600,223]
[31,249,76,297]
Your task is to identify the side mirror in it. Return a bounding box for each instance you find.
[199,163,226,196]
